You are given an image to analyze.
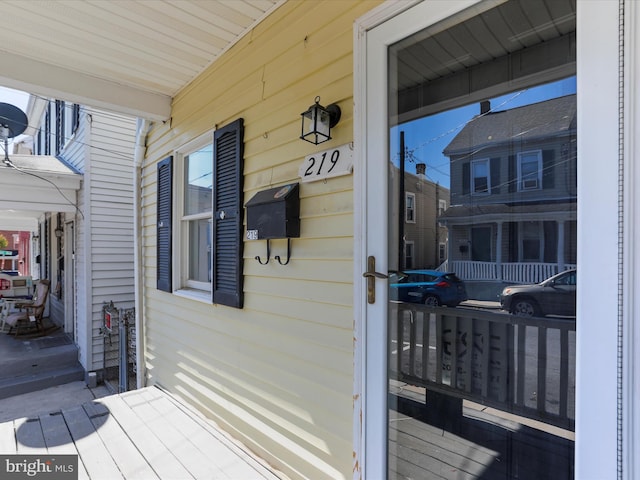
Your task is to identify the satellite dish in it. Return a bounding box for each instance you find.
[0,102,28,138]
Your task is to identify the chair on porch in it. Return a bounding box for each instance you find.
[5,280,51,337]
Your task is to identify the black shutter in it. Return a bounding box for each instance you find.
[55,100,65,155]
[44,104,51,155]
[212,118,244,308]
[542,150,555,189]
[157,156,173,292]
[462,162,470,195]
[508,155,516,193]
[490,157,501,194]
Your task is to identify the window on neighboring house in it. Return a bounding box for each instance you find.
[405,241,414,269]
[471,159,490,194]
[44,104,51,155]
[55,100,65,154]
[518,150,542,191]
[405,192,416,223]
[438,199,447,216]
[439,243,447,264]
[71,104,80,134]
[36,129,42,155]
[438,199,447,226]
[157,118,245,309]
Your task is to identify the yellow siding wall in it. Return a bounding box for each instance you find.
[142,2,382,479]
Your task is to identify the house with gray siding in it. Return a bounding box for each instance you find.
[440,94,577,284]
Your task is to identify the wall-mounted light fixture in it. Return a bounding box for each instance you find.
[54,227,63,238]
[300,96,341,145]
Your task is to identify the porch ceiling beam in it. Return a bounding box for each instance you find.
[0,200,78,214]
[0,215,38,231]
[0,50,172,121]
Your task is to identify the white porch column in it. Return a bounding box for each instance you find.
[557,220,565,272]
[496,221,503,281]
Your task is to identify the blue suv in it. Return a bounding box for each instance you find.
[389,269,468,307]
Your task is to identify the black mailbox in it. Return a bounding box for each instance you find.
[245,183,300,239]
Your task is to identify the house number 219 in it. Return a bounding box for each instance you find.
[298,143,353,183]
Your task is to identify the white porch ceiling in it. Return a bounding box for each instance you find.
[0,0,283,120]
[0,155,82,230]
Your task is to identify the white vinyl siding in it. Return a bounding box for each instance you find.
[86,110,136,370]
[57,106,136,371]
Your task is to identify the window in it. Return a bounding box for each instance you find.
[71,104,80,134]
[182,141,213,289]
[439,242,446,264]
[405,192,415,222]
[55,100,65,154]
[44,104,51,155]
[518,150,542,191]
[438,199,447,226]
[156,118,245,308]
[438,199,447,216]
[471,159,490,194]
[405,241,414,268]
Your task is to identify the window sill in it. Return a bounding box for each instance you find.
[173,288,211,304]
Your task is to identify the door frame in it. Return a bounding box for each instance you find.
[353,1,628,479]
[63,220,75,335]
[353,2,485,477]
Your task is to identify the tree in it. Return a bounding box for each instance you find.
[0,234,7,250]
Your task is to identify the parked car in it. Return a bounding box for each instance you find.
[500,269,576,317]
[389,269,468,307]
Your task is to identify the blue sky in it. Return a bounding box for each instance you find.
[0,86,30,151]
[390,77,577,188]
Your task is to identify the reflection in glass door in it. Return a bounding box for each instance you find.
[385,1,577,478]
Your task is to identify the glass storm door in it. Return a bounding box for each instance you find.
[365,1,577,478]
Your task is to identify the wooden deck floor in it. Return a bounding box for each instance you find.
[0,386,285,480]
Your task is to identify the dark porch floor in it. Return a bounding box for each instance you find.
[0,325,84,399]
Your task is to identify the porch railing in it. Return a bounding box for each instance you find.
[391,303,576,431]
[443,260,576,284]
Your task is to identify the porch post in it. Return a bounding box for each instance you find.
[496,221,503,281]
[557,220,565,272]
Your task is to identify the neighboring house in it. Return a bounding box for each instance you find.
[440,95,577,284]
[26,96,137,377]
[389,163,449,270]
[0,230,30,275]
[0,1,637,480]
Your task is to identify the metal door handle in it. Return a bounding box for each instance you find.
[363,256,388,304]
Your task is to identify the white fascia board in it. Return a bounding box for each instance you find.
[0,50,171,121]
[0,215,38,231]
[0,171,82,191]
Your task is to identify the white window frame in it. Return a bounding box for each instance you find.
[438,199,447,226]
[404,240,414,268]
[438,199,447,216]
[517,150,542,191]
[175,131,214,296]
[471,158,491,195]
[405,192,416,223]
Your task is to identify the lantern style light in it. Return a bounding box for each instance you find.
[300,96,341,145]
